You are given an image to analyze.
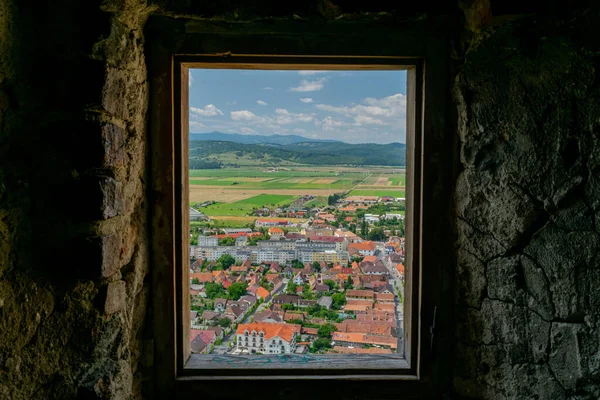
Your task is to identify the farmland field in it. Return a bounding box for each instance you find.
[348,189,406,197]
[198,194,294,216]
[189,166,405,225]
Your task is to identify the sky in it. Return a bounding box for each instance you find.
[188,69,407,144]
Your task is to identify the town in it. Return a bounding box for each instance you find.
[188,193,406,356]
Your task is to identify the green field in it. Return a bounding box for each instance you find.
[348,189,406,197]
[199,194,295,216]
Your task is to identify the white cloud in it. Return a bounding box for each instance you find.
[315,93,406,126]
[300,98,313,103]
[289,77,327,92]
[293,128,307,134]
[230,110,261,121]
[189,72,194,88]
[240,127,257,134]
[263,87,274,90]
[298,71,326,76]
[190,104,224,117]
[189,121,204,130]
[257,100,268,106]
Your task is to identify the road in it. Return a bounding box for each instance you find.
[375,244,405,353]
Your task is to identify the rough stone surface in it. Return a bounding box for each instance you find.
[1,0,600,399]
[0,0,151,398]
[454,3,600,399]
[105,281,127,315]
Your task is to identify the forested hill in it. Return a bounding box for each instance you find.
[189,140,406,167]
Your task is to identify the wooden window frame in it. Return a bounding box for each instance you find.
[148,17,452,398]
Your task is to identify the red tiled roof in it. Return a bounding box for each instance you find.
[236,322,301,343]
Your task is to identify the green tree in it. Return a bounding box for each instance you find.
[191,277,200,285]
[360,217,368,237]
[323,279,337,290]
[205,282,226,299]
[218,318,231,328]
[331,292,346,310]
[312,262,321,272]
[286,281,298,295]
[217,254,236,269]
[219,237,235,246]
[309,338,333,353]
[344,276,354,289]
[367,227,386,241]
[317,323,337,339]
[227,282,248,300]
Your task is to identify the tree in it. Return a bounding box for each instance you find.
[286,281,298,295]
[367,227,386,241]
[317,323,337,339]
[217,254,236,269]
[309,337,333,353]
[227,282,248,300]
[312,261,321,272]
[218,318,231,328]
[219,237,235,246]
[360,217,368,237]
[331,292,346,310]
[205,282,226,299]
[191,277,200,285]
[323,279,337,290]
[344,276,354,289]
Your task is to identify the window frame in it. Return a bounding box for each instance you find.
[147,16,452,398]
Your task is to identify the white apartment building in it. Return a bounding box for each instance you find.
[235,323,300,354]
[197,235,218,246]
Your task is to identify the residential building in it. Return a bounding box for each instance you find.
[223,228,252,234]
[348,241,377,256]
[235,235,248,246]
[255,219,290,227]
[268,227,285,240]
[258,240,296,251]
[235,322,301,354]
[197,235,218,247]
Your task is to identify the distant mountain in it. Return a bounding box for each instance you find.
[189,140,406,167]
[189,131,342,145]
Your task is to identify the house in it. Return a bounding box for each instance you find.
[375,293,395,303]
[190,272,213,283]
[190,311,198,324]
[272,295,301,305]
[283,311,304,322]
[214,298,228,312]
[201,310,221,325]
[230,265,248,274]
[256,287,270,300]
[346,289,375,300]
[297,299,317,308]
[330,346,392,355]
[239,295,258,308]
[361,261,389,275]
[282,266,294,278]
[348,241,377,256]
[318,296,333,309]
[253,310,283,323]
[225,304,245,322]
[331,332,398,350]
[361,255,378,264]
[395,263,405,280]
[190,334,208,354]
[204,326,224,339]
[314,283,329,293]
[235,322,301,354]
[269,263,282,273]
[268,227,285,240]
[293,272,305,285]
[235,235,248,247]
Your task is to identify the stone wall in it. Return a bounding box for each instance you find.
[1,0,599,398]
[0,0,153,398]
[453,6,600,399]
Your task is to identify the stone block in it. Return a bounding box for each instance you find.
[549,322,584,391]
[104,281,126,314]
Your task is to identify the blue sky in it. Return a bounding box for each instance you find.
[189,69,407,144]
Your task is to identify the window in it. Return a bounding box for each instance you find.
[149,16,450,397]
